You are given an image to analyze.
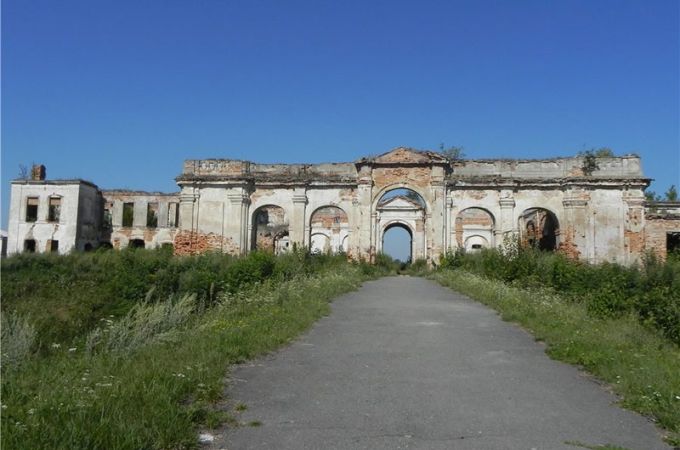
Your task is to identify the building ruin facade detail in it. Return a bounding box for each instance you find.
[7,148,680,263]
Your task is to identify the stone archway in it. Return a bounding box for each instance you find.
[309,205,349,254]
[382,222,414,262]
[251,205,290,254]
[456,207,496,251]
[375,188,426,261]
[519,207,560,251]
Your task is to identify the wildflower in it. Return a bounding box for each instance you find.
[68,347,77,352]
[27,409,35,415]
[51,343,61,349]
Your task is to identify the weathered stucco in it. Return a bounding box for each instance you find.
[7,149,678,264]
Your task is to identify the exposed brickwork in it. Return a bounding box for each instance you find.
[644,217,680,260]
[373,167,431,190]
[455,208,494,247]
[173,230,238,256]
[557,225,581,260]
[310,206,348,230]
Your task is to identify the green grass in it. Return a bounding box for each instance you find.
[2,252,389,450]
[430,269,680,446]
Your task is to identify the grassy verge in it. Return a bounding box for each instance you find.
[430,269,680,446]
[2,254,388,449]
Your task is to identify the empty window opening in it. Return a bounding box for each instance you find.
[84,243,93,252]
[147,203,159,228]
[122,203,134,227]
[252,205,289,254]
[48,197,61,222]
[668,232,680,256]
[103,202,113,229]
[24,239,36,253]
[168,202,179,227]
[26,197,39,222]
[471,244,482,249]
[519,208,559,251]
[50,240,59,253]
[129,239,145,249]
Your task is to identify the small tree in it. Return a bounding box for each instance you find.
[593,147,614,157]
[18,164,29,180]
[579,150,599,176]
[645,190,661,202]
[578,147,615,176]
[439,143,466,160]
[665,185,678,201]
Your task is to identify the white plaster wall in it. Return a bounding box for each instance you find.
[7,183,82,255]
[590,189,626,263]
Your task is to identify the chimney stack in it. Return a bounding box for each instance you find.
[31,164,46,181]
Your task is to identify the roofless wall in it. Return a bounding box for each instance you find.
[174,147,658,264]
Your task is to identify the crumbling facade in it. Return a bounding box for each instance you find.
[7,148,680,263]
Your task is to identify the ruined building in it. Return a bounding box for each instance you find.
[7,148,680,263]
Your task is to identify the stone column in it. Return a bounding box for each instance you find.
[179,187,199,232]
[227,189,250,254]
[499,193,516,246]
[429,175,446,262]
[623,193,645,264]
[562,193,589,261]
[290,188,307,248]
[356,166,373,261]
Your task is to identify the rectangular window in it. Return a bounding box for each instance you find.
[48,197,61,222]
[26,197,39,222]
[168,202,179,227]
[50,240,59,253]
[146,202,158,228]
[103,207,112,229]
[122,202,134,227]
[668,232,680,255]
[24,239,36,253]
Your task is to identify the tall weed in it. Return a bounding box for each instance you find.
[0,312,37,372]
[439,247,680,344]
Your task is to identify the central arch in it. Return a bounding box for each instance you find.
[375,187,427,261]
[381,221,414,263]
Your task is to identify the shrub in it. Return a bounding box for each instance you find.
[1,312,37,372]
[436,247,680,344]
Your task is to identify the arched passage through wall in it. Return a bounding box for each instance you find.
[309,205,349,254]
[519,207,560,251]
[251,205,290,254]
[382,222,413,263]
[376,187,426,262]
[455,207,496,251]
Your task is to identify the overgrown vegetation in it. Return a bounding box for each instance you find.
[433,247,680,445]
[440,247,680,345]
[1,249,392,449]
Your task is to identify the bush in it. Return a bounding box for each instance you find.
[1,312,37,372]
[437,247,680,344]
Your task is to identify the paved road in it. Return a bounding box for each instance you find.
[212,276,670,450]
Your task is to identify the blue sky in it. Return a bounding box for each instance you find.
[2,0,679,259]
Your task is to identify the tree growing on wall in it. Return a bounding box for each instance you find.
[438,143,466,160]
[644,185,678,202]
[578,147,614,176]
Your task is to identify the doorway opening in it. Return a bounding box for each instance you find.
[382,223,413,263]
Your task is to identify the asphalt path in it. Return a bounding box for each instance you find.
[212,276,670,450]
